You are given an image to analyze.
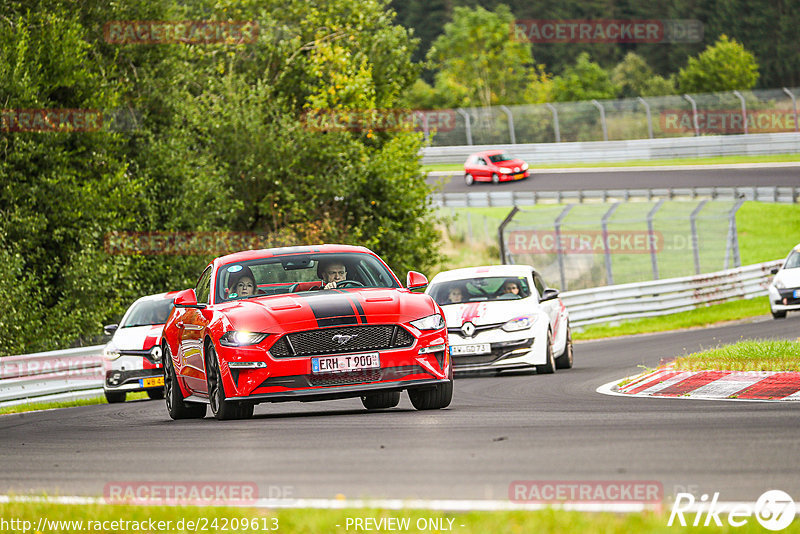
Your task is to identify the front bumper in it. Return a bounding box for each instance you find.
[500,170,530,181]
[104,367,163,392]
[768,285,800,312]
[448,327,543,374]
[224,378,450,403]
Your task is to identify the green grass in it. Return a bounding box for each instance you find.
[574,298,769,340]
[673,339,800,372]
[0,391,150,415]
[737,202,800,265]
[423,153,800,172]
[2,501,795,534]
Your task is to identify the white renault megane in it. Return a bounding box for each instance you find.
[426,265,572,375]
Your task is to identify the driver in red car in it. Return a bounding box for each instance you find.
[320,260,347,289]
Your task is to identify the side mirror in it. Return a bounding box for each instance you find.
[174,288,205,309]
[103,324,118,336]
[406,271,428,290]
[770,267,780,275]
[540,288,559,301]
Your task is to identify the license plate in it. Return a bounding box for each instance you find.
[451,344,491,355]
[794,290,800,299]
[140,376,164,388]
[312,352,380,374]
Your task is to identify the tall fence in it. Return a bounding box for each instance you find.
[497,200,743,292]
[423,87,800,147]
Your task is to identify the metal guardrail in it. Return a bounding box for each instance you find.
[0,345,104,408]
[561,260,781,328]
[422,132,800,165]
[431,186,800,207]
[0,261,782,405]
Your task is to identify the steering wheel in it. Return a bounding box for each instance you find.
[333,280,364,288]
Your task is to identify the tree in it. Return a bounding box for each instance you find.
[612,52,675,98]
[677,34,759,93]
[551,52,619,102]
[426,4,537,108]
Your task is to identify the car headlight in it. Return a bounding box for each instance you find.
[522,162,529,170]
[499,168,512,174]
[103,345,121,361]
[773,279,785,289]
[502,315,536,332]
[219,331,269,347]
[410,314,445,330]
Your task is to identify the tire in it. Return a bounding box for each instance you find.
[536,331,556,374]
[164,342,206,420]
[147,388,165,400]
[772,310,787,319]
[408,380,453,410]
[104,390,126,404]
[491,173,500,184]
[465,173,474,186]
[555,325,574,370]
[206,343,246,421]
[361,391,401,410]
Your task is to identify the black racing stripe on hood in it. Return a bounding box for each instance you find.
[304,293,358,327]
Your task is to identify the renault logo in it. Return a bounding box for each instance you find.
[332,334,358,345]
[461,322,475,338]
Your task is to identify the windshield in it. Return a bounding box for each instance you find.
[488,153,514,163]
[215,252,400,303]
[430,276,531,305]
[784,250,800,269]
[120,298,174,327]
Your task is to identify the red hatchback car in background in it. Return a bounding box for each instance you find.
[161,245,453,420]
[464,150,530,185]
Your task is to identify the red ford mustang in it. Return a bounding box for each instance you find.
[161,245,453,420]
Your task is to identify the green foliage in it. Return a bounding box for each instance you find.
[612,52,675,98]
[425,4,537,108]
[677,35,759,93]
[551,52,619,102]
[0,0,440,355]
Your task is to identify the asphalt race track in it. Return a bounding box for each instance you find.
[430,165,800,193]
[2,315,799,503]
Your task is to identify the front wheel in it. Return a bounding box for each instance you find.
[361,391,401,410]
[465,173,474,186]
[491,173,500,184]
[207,344,250,420]
[555,325,574,370]
[536,332,556,374]
[408,380,453,410]
[772,309,787,319]
[104,390,126,404]
[164,342,206,420]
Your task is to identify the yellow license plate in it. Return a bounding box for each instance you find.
[140,376,164,388]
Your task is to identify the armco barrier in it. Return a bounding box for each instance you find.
[431,186,799,207]
[421,132,800,165]
[0,261,782,406]
[561,260,782,327]
[0,345,104,408]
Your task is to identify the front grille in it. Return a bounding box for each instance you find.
[308,369,382,386]
[270,325,414,358]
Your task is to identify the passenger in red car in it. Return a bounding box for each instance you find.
[228,266,257,298]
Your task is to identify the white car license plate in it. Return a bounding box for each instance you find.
[794,290,800,299]
[311,353,380,374]
[451,344,491,355]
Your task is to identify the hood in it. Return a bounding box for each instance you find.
[441,298,534,328]
[110,324,163,350]
[494,159,525,169]
[219,288,437,332]
[775,268,800,289]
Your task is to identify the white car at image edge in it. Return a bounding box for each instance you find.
[102,292,177,403]
[769,243,800,319]
[426,265,573,375]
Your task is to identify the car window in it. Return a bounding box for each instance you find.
[784,250,800,269]
[477,157,487,165]
[120,298,175,327]
[216,252,400,302]
[430,276,532,305]
[488,153,514,163]
[532,272,546,297]
[195,266,212,304]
